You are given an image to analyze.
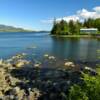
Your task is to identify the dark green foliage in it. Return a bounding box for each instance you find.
[51,19,69,35]
[83,18,100,31]
[94,18,100,31]
[83,18,95,28]
[59,20,69,35]
[69,71,100,100]
[68,20,79,35]
[69,84,88,100]
[51,18,100,35]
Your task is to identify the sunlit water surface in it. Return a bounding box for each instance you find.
[0,32,100,63]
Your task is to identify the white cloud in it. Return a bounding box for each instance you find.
[41,6,100,24]
[93,6,100,12]
[77,9,94,19]
[40,19,53,24]
[58,15,80,22]
[77,6,100,19]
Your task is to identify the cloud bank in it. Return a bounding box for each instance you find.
[41,6,100,24]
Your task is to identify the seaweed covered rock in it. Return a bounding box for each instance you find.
[64,62,75,68]
[0,53,94,100]
[15,60,30,68]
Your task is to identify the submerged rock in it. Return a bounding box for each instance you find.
[27,45,37,49]
[30,88,41,100]
[0,59,12,68]
[84,66,97,75]
[11,53,27,60]
[12,87,20,94]
[15,60,30,68]
[0,53,95,100]
[44,54,49,58]
[0,91,4,99]
[48,56,56,60]
[44,54,56,60]
[34,63,41,68]
[0,59,4,65]
[64,62,75,68]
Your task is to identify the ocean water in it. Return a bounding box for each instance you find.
[0,32,100,62]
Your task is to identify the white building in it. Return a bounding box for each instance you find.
[80,28,98,34]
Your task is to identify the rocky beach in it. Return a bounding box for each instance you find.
[0,53,99,100]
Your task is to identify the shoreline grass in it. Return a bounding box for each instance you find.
[51,34,100,38]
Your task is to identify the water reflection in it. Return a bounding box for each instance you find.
[50,36,100,61]
[0,32,99,62]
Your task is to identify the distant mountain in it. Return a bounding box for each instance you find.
[0,24,34,32]
[0,24,50,33]
[35,30,50,33]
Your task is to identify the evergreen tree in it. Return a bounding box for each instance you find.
[51,18,100,35]
[94,18,100,31]
[69,20,77,35]
[59,20,69,35]
[51,18,58,35]
[83,18,95,28]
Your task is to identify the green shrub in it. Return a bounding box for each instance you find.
[69,84,88,100]
[69,69,100,100]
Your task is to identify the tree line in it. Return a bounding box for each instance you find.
[51,18,100,35]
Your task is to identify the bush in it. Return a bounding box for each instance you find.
[69,70,100,100]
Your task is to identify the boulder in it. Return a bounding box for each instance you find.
[48,56,56,60]
[44,54,49,58]
[64,62,75,68]
[15,60,30,68]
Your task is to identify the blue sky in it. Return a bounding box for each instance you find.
[0,0,99,30]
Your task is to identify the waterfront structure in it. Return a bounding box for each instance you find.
[80,28,98,34]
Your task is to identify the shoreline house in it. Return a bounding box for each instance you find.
[80,28,98,34]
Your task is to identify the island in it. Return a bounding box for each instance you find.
[51,18,100,37]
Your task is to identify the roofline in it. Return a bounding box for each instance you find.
[80,28,98,31]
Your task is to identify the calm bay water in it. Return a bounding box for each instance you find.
[0,32,100,62]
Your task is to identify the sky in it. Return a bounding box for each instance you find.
[0,0,100,30]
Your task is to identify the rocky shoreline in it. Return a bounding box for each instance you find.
[0,53,98,100]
